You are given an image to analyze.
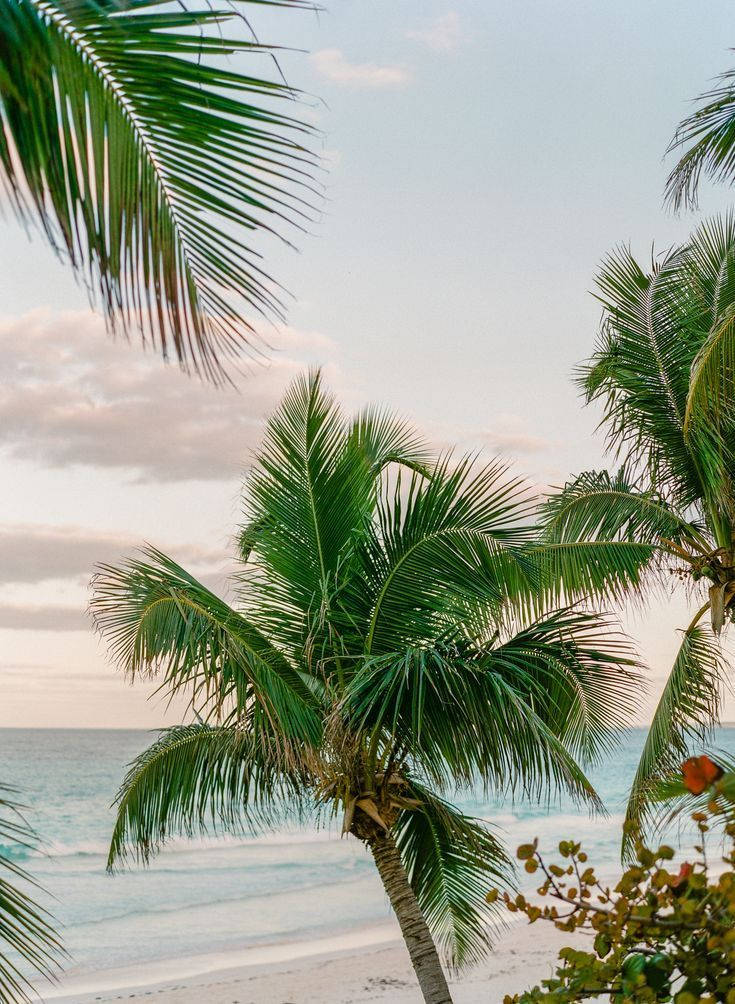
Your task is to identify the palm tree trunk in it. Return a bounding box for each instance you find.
[368,831,453,1004]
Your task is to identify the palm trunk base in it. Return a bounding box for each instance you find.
[368,830,454,1004]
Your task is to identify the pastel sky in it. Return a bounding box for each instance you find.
[2,1,735,728]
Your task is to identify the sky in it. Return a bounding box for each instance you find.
[2,1,735,728]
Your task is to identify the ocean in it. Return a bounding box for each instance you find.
[2,727,734,996]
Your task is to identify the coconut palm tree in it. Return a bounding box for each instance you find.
[0,0,318,382]
[537,213,735,853]
[91,371,638,1004]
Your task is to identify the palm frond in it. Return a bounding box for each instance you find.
[485,609,641,765]
[108,724,309,870]
[90,547,321,745]
[347,405,434,480]
[534,467,704,605]
[540,468,700,548]
[0,0,318,381]
[0,786,63,1003]
[623,619,725,858]
[356,456,536,654]
[345,610,637,801]
[530,540,656,607]
[580,245,705,507]
[394,788,512,970]
[244,370,355,630]
[666,64,735,211]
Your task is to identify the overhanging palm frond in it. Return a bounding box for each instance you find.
[0,786,63,1003]
[665,64,735,211]
[623,617,725,858]
[90,547,321,745]
[394,788,512,969]
[0,0,318,381]
[108,724,309,870]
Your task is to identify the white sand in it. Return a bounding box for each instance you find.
[43,921,579,1003]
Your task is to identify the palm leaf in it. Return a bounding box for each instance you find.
[356,456,536,655]
[0,786,63,1003]
[345,610,637,800]
[91,547,321,745]
[540,469,700,548]
[534,468,705,604]
[108,724,310,870]
[666,64,735,211]
[0,0,318,380]
[244,370,353,629]
[623,618,725,858]
[393,788,512,969]
[581,245,705,508]
[530,540,656,607]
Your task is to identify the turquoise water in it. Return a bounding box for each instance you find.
[2,727,734,988]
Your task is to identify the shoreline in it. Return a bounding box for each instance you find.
[42,921,401,1001]
[39,917,578,1003]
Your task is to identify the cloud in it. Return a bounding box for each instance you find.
[407,12,463,52]
[0,604,88,631]
[427,414,554,458]
[0,524,229,585]
[310,49,410,88]
[476,427,554,456]
[0,309,340,482]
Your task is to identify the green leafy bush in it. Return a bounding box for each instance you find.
[496,757,735,1003]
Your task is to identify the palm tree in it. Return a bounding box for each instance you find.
[537,213,735,852]
[0,787,63,1002]
[0,0,318,382]
[91,371,638,1004]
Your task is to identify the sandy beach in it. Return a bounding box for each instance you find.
[45,921,577,1004]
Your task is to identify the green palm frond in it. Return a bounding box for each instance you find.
[675,216,735,498]
[108,724,309,870]
[347,405,434,479]
[623,618,725,858]
[357,457,536,654]
[90,548,321,745]
[540,469,699,548]
[581,245,704,507]
[394,789,512,969]
[244,372,440,653]
[666,64,735,211]
[0,786,63,1003]
[530,540,656,607]
[345,610,636,799]
[534,468,707,605]
[0,0,318,381]
[245,371,355,625]
[485,610,641,765]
